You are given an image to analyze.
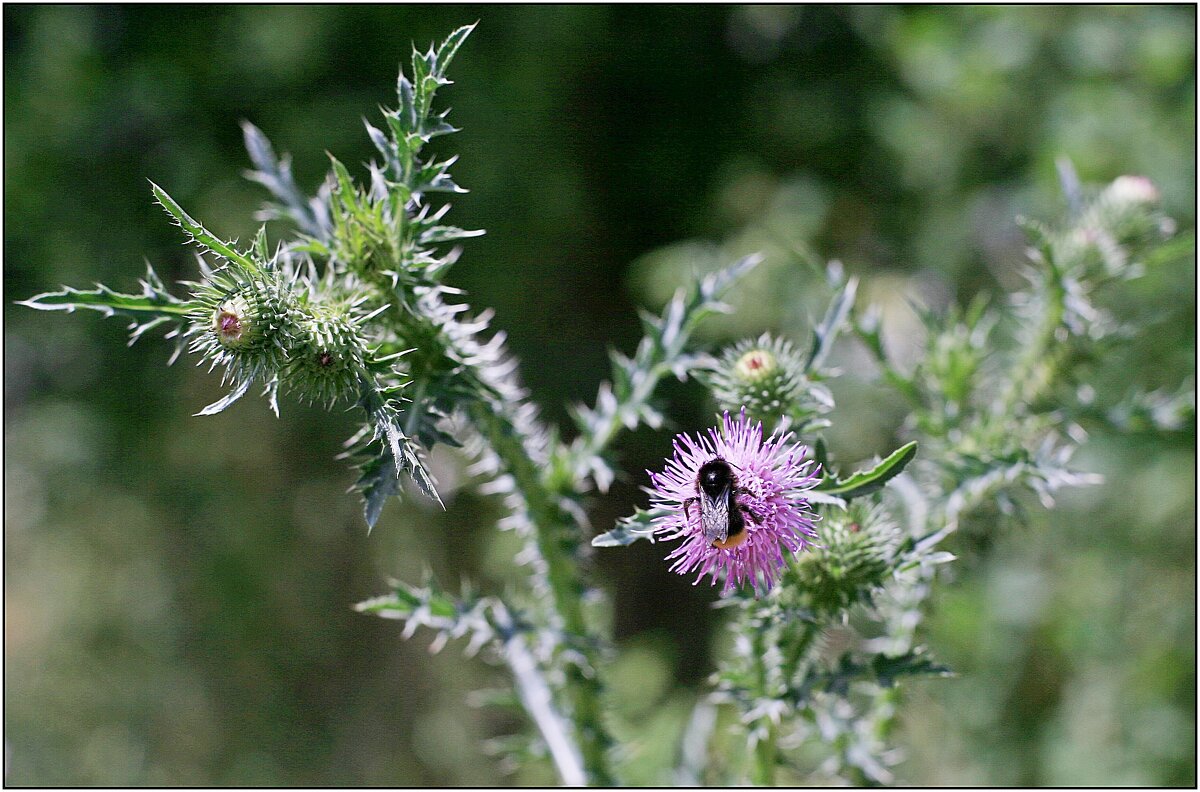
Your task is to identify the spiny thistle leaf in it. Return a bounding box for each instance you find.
[432,23,475,79]
[195,375,252,416]
[569,254,763,488]
[807,271,858,374]
[241,121,328,239]
[353,386,444,528]
[803,649,952,699]
[19,264,192,351]
[353,447,401,529]
[869,650,953,688]
[150,181,260,273]
[355,576,497,657]
[19,278,189,321]
[409,23,476,134]
[816,441,918,501]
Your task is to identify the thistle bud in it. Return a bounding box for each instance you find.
[706,334,813,425]
[1083,174,1171,253]
[188,272,302,384]
[734,347,778,384]
[1106,175,1159,208]
[792,503,897,616]
[283,305,371,408]
[212,295,256,348]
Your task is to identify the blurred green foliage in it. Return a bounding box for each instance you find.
[4,5,1194,786]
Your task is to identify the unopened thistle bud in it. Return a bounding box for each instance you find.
[1106,175,1159,208]
[188,271,301,384]
[283,305,371,408]
[792,502,897,616]
[212,294,256,348]
[706,334,812,425]
[1083,174,1171,251]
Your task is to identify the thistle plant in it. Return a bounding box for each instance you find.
[21,26,1192,787]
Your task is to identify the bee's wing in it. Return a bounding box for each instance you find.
[700,486,730,543]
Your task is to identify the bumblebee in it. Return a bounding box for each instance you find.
[683,458,763,550]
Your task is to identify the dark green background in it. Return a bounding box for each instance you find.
[5,5,1195,786]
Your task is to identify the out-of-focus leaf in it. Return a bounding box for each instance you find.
[807,273,858,374]
[591,507,666,547]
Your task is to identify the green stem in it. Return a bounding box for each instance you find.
[470,403,614,786]
[491,604,588,787]
[749,623,778,786]
[781,618,819,690]
[748,617,822,787]
[752,726,777,786]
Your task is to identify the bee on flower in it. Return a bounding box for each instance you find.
[647,409,821,595]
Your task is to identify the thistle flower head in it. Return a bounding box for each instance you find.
[647,409,820,595]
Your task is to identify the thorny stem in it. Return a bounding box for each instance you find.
[853,575,932,783]
[781,618,820,691]
[749,625,778,786]
[470,403,614,786]
[750,616,818,786]
[998,265,1067,415]
[752,726,778,787]
[493,606,588,787]
[852,264,1069,781]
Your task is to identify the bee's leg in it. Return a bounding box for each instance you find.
[739,503,764,524]
[683,497,699,524]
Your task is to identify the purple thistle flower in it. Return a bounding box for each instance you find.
[647,409,820,595]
